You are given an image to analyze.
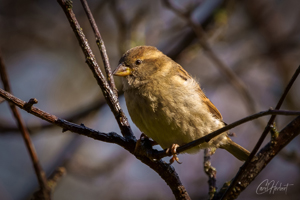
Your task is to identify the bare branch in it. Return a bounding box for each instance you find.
[0,84,190,200]
[57,0,134,140]
[204,149,217,200]
[0,53,51,199]
[32,167,66,200]
[152,109,300,160]
[0,88,128,145]
[215,115,300,199]
[80,0,118,97]
[221,65,300,199]
[0,93,122,134]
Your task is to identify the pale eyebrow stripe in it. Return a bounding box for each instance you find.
[145,50,162,59]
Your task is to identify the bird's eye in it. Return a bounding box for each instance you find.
[135,59,142,65]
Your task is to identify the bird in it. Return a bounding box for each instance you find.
[113,45,250,164]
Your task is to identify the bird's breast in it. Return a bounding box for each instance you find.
[124,80,226,153]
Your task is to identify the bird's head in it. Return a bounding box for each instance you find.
[113,46,173,84]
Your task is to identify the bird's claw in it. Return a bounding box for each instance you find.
[166,144,182,164]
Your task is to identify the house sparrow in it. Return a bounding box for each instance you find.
[113,46,250,164]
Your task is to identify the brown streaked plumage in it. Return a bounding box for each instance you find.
[113,46,250,163]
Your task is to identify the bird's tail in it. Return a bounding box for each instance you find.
[220,139,250,161]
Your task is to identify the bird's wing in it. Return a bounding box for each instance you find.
[176,65,223,120]
[197,87,223,120]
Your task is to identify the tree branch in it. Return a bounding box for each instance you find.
[204,149,217,200]
[0,88,128,145]
[57,0,134,140]
[0,53,51,200]
[151,109,300,160]
[0,94,118,134]
[213,115,300,199]
[221,65,300,199]
[0,77,190,200]
[80,0,118,96]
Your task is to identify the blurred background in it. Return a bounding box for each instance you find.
[0,0,300,199]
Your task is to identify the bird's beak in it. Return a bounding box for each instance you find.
[113,63,132,77]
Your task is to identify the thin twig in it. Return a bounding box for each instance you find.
[1,86,300,161]
[80,0,118,97]
[0,87,190,199]
[221,65,300,199]
[0,88,127,145]
[57,0,134,140]
[32,167,66,200]
[213,115,300,200]
[204,149,217,200]
[162,0,260,125]
[152,109,300,160]
[0,53,51,199]
[0,94,118,133]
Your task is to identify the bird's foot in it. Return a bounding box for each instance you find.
[166,144,182,164]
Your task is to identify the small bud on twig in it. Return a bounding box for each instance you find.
[24,98,38,111]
